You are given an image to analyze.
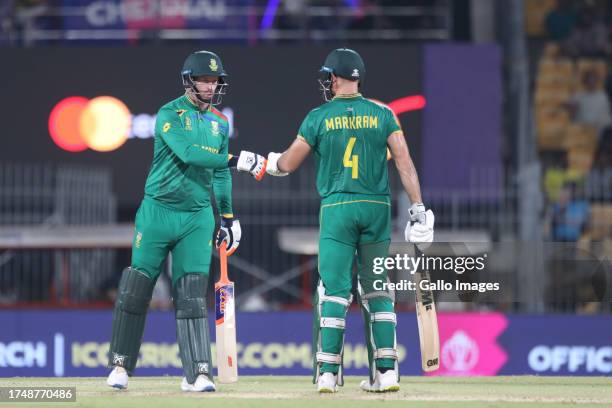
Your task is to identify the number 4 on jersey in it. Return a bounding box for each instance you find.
[343,137,359,179]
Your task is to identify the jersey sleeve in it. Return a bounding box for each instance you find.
[384,107,402,138]
[213,131,233,217]
[297,111,318,147]
[156,108,230,169]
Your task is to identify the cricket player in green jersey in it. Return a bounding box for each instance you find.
[106,50,267,392]
[265,48,435,393]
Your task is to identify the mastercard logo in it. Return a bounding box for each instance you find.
[48,94,423,153]
[49,96,132,152]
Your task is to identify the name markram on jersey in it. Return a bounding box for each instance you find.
[324,115,380,131]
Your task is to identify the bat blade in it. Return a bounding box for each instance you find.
[215,243,238,383]
[414,247,440,372]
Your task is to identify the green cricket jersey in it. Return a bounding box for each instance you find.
[297,93,402,198]
[144,94,233,214]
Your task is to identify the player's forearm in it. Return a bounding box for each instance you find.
[213,169,233,217]
[388,131,423,203]
[277,138,312,173]
[396,154,423,204]
[158,113,231,169]
[277,153,294,173]
[177,146,232,169]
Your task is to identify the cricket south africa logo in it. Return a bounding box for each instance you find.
[209,58,218,72]
[211,121,219,136]
[135,232,143,248]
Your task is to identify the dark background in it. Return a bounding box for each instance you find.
[0,45,422,213]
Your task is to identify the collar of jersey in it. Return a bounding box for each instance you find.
[182,93,210,112]
[332,93,362,100]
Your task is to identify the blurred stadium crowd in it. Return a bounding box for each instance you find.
[527,0,612,311]
[0,0,454,44]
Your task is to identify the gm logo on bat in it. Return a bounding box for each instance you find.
[48,95,425,153]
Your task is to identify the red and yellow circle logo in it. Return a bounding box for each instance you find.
[49,96,132,152]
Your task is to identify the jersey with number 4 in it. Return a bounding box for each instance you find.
[297,93,401,198]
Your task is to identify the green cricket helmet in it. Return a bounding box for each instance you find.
[181,50,228,105]
[318,48,365,101]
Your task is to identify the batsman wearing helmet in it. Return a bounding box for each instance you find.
[265,48,434,393]
[105,50,267,392]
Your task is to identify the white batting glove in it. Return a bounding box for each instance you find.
[216,217,241,256]
[236,150,267,181]
[266,152,289,177]
[405,203,435,251]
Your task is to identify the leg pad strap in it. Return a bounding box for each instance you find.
[371,312,397,324]
[320,294,352,307]
[316,352,342,364]
[320,317,346,329]
[374,348,398,360]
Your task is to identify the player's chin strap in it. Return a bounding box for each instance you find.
[318,68,334,102]
[313,280,353,386]
[357,279,399,384]
[318,78,333,102]
[181,71,228,106]
[317,69,362,102]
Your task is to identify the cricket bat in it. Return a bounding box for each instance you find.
[215,242,238,383]
[414,245,440,372]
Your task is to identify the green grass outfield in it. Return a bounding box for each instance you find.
[1,376,612,408]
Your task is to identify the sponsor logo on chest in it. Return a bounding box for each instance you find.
[211,121,220,136]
